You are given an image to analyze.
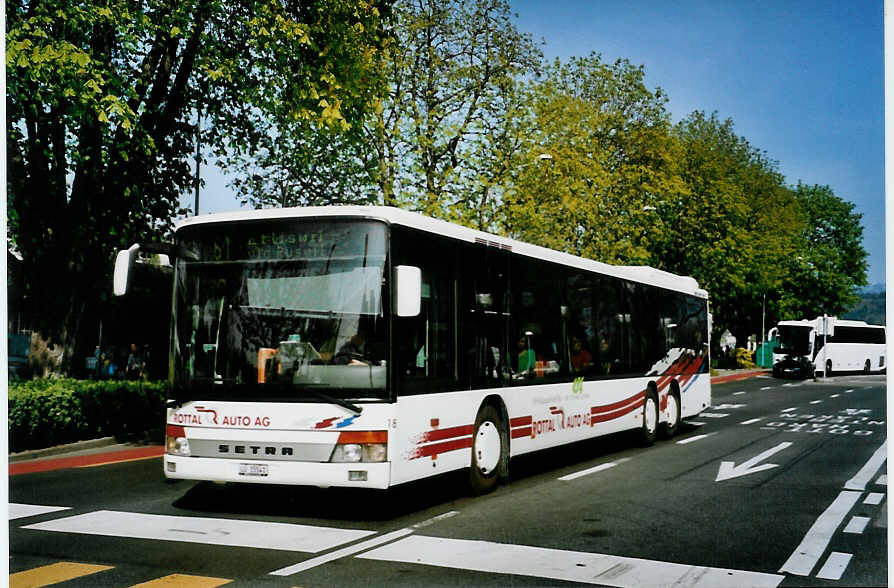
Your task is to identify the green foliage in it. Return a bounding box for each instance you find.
[8,379,168,453]
[776,183,868,319]
[503,54,680,264]
[375,0,541,215]
[666,112,804,344]
[7,0,388,371]
[735,348,756,369]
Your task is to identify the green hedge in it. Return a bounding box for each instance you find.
[8,379,169,453]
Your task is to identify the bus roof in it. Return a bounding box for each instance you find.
[176,205,708,299]
[777,318,885,330]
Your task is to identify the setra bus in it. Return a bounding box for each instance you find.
[114,206,711,493]
[771,317,886,378]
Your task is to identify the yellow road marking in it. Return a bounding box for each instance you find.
[10,562,113,587]
[128,573,232,587]
[77,455,162,468]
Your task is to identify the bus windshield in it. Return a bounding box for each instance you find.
[776,325,812,356]
[171,219,388,402]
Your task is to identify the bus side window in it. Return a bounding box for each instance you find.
[392,226,459,395]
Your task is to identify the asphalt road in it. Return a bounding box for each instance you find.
[9,373,887,587]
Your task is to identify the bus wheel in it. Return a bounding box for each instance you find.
[864,359,871,373]
[639,389,659,446]
[826,360,833,376]
[470,404,506,495]
[660,392,680,439]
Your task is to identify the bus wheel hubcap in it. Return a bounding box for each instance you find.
[475,421,501,475]
[645,398,657,433]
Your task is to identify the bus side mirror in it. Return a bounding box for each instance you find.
[113,244,140,296]
[394,265,421,317]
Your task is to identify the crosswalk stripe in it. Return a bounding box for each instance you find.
[358,535,784,587]
[10,562,113,587]
[23,510,375,553]
[8,504,70,520]
[128,573,232,587]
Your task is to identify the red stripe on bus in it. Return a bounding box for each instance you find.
[417,424,475,444]
[590,398,645,424]
[510,415,532,427]
[409,437,473,459]
[511,427,532,439]
[591,390,646,415]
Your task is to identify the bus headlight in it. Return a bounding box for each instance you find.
[330,431,387,463]
[166,425,191,457]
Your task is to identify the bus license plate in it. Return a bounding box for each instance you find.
[238,463,268,477]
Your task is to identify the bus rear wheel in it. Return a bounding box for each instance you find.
[469,404,507,495]
[660,392,680,439]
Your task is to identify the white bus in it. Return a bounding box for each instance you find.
[114,206,711,493]
[771,317,886,378]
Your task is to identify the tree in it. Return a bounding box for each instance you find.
[6,0,387,372]
[502,54,682,264]
[777,183,868,319]
[667,112,803,345]
[374,0,540,217]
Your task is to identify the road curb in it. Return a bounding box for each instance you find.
[8,436,118,463]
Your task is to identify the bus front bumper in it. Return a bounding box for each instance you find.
[163,455,391,489]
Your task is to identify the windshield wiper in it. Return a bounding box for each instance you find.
[304,389,363,415]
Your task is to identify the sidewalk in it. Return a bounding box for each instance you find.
[711,368,770,385]
[8,438,163,476]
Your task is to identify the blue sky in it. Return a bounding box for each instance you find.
[196,0,885,285]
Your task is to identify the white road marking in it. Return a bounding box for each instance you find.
[845,389,855,394]
[686,421,706,426]
[715,442,792,482]
[760,386,772,391]
[713,404,746,410]
[809,400,822,405]
[358,535,785,587]
[778,491,861,576]
[699,413,729,418]
[559,461,619,482]
[676,433,715,445]
[781,407,798,413]
[815,552,852,581]
[733,391,746,395]
[23,510,374,553]
[877,474,887,486]
[269,510,459,576]
[270,528,414,575]
[843,516,870,534]
[740,418,763,425]
[863,492,885,505]
[8,504,71,520]
[829,394,840,398]
[844,440,887,491]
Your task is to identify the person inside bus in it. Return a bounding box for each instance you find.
[571,335,592,373]
[517,332,536,377]
[334,330,368,365]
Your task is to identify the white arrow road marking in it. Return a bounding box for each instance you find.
[715,442,793,482]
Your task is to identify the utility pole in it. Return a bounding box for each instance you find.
[194,108,201,216]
